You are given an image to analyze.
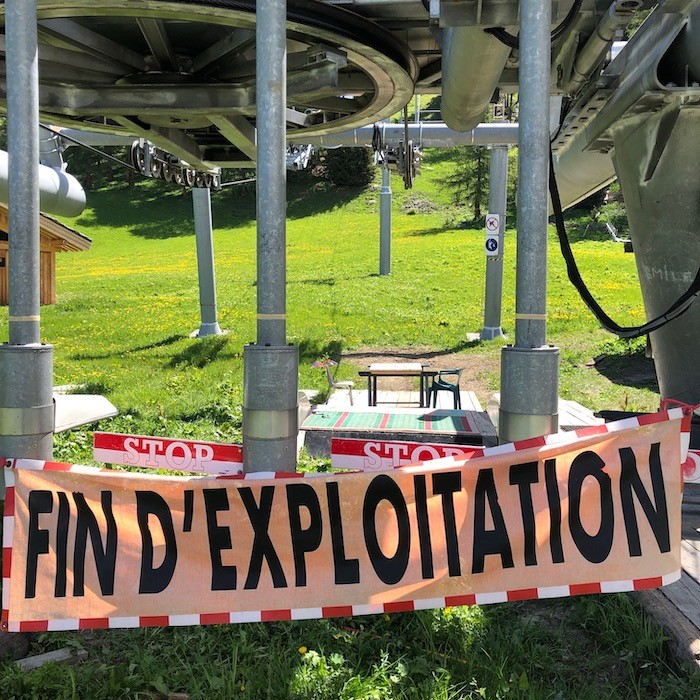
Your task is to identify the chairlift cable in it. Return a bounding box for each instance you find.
[218,177,257,188]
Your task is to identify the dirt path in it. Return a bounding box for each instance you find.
[341,345,501,406]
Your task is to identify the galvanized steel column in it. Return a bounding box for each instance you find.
[243,0,298,472]
[379,162,391,276]
[480,146,508,340]
[0,0,54,481]
[6,0,40,347]
[255,0,286,348]
[192,187,223,337]
[499,0,559,442]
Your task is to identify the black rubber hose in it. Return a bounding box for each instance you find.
[485,0,584,49]
[549,148,700,339]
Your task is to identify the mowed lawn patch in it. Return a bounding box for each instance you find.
[1,172,696,698]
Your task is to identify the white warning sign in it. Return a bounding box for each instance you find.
[485,214,500,233]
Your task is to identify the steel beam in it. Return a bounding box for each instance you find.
[14,61,339,117]
[192,28,255,75]
[112,117,216,172]
[210,115,257,161]
[0,32,127,75]
[37,18,145,70]
[136,18,178,71]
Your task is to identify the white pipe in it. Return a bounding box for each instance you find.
[304,122,519,147]
[0,150,86,217]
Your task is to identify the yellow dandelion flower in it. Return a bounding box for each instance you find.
[298,646,308,654]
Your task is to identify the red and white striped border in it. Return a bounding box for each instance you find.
[4,458,320,481]
[2,467,15,634]
[396,407,687,474]
[1,408,687,631]
[2,566,680,633]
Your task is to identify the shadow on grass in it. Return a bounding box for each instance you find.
[407,223,457,237]
[422,147,461,165]
[592,346,658,391]
[289,273,377,287]
[287,183,363,219]
[74,176,367,239]
[298,338,345,365]
[71,333,186,360]
[167,335,234,368]
[68,379,113,395]
[175,398,242,425]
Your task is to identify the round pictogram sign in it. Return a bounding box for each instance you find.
[485,214,500,232]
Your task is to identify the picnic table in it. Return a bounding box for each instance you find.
[358,362,437,407]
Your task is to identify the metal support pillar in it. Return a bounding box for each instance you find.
[499,0,559,442]
[379,162,391,276]
[243,0,298,472]
[0,0,54,492]
[191,187,223,337]
[480,146,508,340]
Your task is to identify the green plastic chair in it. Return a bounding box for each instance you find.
[428,369,462,409]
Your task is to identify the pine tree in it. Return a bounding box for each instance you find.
[443,145,491,222]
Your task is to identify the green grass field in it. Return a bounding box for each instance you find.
[1,159,698,698]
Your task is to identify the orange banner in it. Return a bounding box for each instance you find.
[1,414,683,630]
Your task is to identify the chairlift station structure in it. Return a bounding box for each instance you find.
[0,0,699,470]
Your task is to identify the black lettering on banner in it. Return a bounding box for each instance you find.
[432,471,462,576]
[286,484,323,587]
[326,482,360,585]
[54,492,70,597]
[203,488,237,591]
[544,459,565,564]
[239,486,288,589]
[363,475,411,585]
[568,451,614,564]
[472,469,514,574]
[619,442,670,556]
[25,490,53,599]
[73,491,118,597]
[413,475,434,579]
[509,461,539,566]
[183,489,194,533]
[136,491,177,594]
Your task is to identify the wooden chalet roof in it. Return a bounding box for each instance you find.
[0,202,91,252]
